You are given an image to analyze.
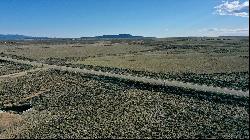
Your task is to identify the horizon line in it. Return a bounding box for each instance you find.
[0,33,249,39]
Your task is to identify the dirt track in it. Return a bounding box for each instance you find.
[0,67,48,81]
[0,56,248,97]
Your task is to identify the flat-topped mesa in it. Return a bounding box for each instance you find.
[95,34,144,39]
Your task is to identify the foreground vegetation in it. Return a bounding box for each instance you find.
[0,70,249,139]
[0,60,32,76]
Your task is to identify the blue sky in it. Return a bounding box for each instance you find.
[0,0,249,37]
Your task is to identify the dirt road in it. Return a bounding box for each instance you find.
[0,56,248,97]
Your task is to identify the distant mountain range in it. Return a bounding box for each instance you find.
[0,34,49,40]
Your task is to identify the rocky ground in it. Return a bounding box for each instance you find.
[0,69,249,139]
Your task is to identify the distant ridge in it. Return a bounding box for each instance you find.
[0,34,49,40]
[218,36,249,38]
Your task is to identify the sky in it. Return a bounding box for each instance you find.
[0,0,249,38]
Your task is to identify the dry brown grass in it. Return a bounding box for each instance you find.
[74,52,249,74]
[0,43,155,60]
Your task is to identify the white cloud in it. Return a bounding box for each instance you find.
[214,0,249,17]
[199,27,249,36]
[206,28,249,32]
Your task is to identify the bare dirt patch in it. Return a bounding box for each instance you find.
[0,112,24,138]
